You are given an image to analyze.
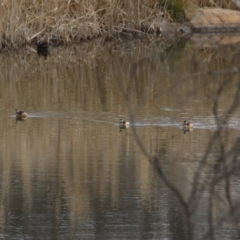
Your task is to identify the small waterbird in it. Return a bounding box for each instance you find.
[15,109,28,119]
[119,119,129,128]
[182,120,193,129]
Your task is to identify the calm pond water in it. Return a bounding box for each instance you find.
[1,35,240,239]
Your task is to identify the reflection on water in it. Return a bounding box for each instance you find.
[0,36,240,239]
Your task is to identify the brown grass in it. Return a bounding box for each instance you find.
[0,0,167,47]
[0,0,239,48]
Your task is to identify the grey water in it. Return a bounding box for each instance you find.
[1,35,240,239]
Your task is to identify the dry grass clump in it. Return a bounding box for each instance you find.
[0,0,238,48]
[0,0,168,47]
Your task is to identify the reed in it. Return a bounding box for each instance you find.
[0,0,166,47]
[0,0,237,48]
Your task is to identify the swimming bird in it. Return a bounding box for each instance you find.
[15,109,28,119]
[119,119,129,128]
[182,120,193,129]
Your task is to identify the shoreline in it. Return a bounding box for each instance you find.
[1,2,240,49]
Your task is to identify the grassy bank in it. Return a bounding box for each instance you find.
[0,0,237,48]
[0,0,167,47]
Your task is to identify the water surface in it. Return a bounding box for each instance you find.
[0,36,240,239]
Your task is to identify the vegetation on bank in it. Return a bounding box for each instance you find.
[0,0,238,47]
[1,0,164,47]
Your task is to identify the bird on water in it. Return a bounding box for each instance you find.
[119,119,129,128]
[182,120,193,129]
[15,109,28,120]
